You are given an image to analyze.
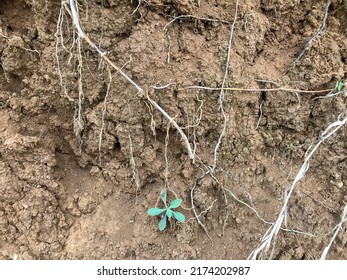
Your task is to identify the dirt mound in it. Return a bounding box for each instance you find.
[0,0,347,259]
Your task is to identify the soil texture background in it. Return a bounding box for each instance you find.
[1,0,347,260]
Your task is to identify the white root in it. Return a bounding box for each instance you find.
[66,0,195,160]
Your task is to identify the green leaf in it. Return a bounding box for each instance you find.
[169,198,182,209]
[338,81,344,91]
[173,211,185,222]
[159,216,167,231]
[147,208,166,216]
[160,189,167,206]
[166,209,173,219]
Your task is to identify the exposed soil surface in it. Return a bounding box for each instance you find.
[1,0,347,260]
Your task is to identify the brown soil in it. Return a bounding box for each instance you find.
[1,0,347,260]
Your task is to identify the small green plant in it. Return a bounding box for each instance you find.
[337,80,344,92]
[147,189,186,231]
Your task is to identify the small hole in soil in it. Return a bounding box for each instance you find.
[114,139,121,151]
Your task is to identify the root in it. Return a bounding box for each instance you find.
[302,190,337,214]
[212,0,239,171]
[133,0,147,14]
[320,204,347,260]
[55,3,74,101]
[64,0,195,160]
[249,111,347,260]
[163,14,230,33]
[74,35,85,151]
[0,62,10,82]
[193,95,204,154]
[129,134,141,203]
[197,157,316,237]
[146,94,195,160]
[144,100,156,137]
[221,188,230,237]
[186,198,217,223]
[0,33,10,39]
[146,83,176,139]
[192,95,203,155]
[163,119,185,201]
[182,93,204,155]
[181,85,334,94]
[294,0,331,65]
[190,178,213,244]
[256,99,264,130]
[313,81,347,100]
[207,169,271,226]
[164,122,170,189]
[98,67,112,165]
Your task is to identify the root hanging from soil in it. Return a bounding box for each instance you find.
[249,111,347,260]
[190,177,213,244]
[320,204,347,260]
[313,81,347,100]
[55,3,73,102]
[181,85,335,94]
[212,0,239,172]
[191,157,316,244]
[294,0,331,65]
[129,134,141,203]
[164,122,171,190]
[98,68,112,165]
[256,99,264,130]
[63,0,195,160]
[74,33,85,152]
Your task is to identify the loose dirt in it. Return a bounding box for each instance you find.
[1,0,347,259]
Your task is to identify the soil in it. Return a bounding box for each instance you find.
[1,0,347,260]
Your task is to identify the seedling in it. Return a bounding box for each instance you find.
[337,80,344,92]
[147,189,186,231]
